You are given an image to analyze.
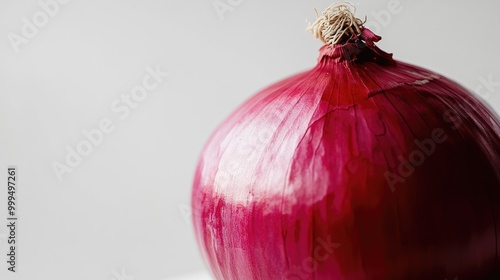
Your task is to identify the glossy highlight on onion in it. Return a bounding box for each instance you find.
[192,3,500,279]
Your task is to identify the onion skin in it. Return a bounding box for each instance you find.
[192,29,500,280]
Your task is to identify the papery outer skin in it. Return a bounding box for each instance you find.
[192,30,500,280]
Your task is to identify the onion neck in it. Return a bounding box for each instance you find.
[318,27,395,64]
[308,2,395,64]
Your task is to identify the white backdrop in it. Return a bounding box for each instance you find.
[0,0,498,279]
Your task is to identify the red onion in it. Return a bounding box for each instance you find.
[192,3,500,279]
